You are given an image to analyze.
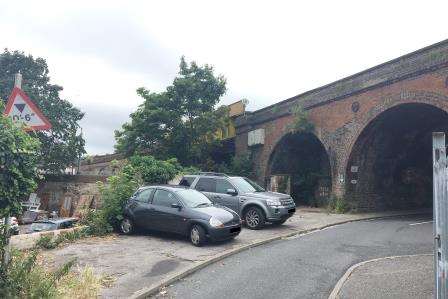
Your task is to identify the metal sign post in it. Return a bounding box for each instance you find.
[433,132,448,299]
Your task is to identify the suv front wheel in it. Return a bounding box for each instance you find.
[244,206,266,230]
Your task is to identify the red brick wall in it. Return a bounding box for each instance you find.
[236,66,448,204]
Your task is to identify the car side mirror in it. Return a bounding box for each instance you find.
[226,188,238,196]
[171,203,182,210]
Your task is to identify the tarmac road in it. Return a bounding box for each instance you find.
[156,215,433,299]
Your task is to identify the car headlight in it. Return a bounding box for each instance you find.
[209,217,224,228]
[266,199,282,207]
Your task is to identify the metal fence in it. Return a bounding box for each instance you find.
[433,132,448,299]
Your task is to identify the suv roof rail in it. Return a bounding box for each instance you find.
[196,172,229,177]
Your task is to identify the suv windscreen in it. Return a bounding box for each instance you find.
[177,189,212,208]
[230,177,265,193]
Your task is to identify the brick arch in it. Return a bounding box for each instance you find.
[265,130,332,180]
[340,91,448,209]
[264,130,333,204]
[341,91,448,177]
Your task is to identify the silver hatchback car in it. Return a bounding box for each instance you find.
[179,172,296,230]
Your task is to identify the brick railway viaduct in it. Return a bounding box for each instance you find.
[234,40,448,210]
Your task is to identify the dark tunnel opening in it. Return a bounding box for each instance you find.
[268,132,331,206]
[346,103,448,210]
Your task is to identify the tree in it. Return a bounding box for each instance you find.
[0,49,85,174]
[0,102,41,216]
[0,99,40,274]
[215,152,256,179]
[115,57,228,166]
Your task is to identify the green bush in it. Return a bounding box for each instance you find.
[36,235,59,250]
[80,209,113,236]
[57,228,88,243]
[129,155,182,184]
[36,228,90,250]
[215,152,256,179]
[0,249,75,298]
[98,154,183,230]
[327,196,350,213]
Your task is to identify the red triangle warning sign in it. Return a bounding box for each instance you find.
[3,87,52,131]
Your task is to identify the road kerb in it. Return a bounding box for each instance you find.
[130,211,430,299]
[328,253,433,299]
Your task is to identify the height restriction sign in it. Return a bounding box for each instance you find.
[3,87,52,131]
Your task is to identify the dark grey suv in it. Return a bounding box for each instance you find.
[179,173,296,229]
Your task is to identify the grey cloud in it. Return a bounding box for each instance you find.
[18,10,180,86]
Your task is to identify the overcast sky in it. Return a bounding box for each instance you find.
[1,1,447,154]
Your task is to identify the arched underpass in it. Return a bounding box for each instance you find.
[346,103,448,210]
[268,132,331,206]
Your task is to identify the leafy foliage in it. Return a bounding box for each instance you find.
[96,155,183,230]
[115,57,228,166]
[35,228,89,250]
[0,103,41,216]
[80,209,113,236]
[288,104,314,133]
[35,235,58,250]
[0,49,85,174]
[215,153,256,179]
[0,249,75,299]
[0,101,43,295]
[128,155,183,184]
[327,196,350,213]
[0,94,80,298]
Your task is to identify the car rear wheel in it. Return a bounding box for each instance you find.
[190,224,206,247]
[244,206,265,230]
[120,217,134,235]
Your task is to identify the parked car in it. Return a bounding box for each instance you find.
[0,217,20,235]
[29,217,78,233]
[179,172,296,230]
[121,185,242,246]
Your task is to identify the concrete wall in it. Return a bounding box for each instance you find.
[11,226,87,250]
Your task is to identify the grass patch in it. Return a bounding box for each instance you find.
[0,250,76,298]
[0,249,102,298]
[58,266,101,298]
[327,196,350,214]
[36,235,59,250]
[36,228,89,250]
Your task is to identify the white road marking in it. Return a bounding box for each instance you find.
[409,220,433,226]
